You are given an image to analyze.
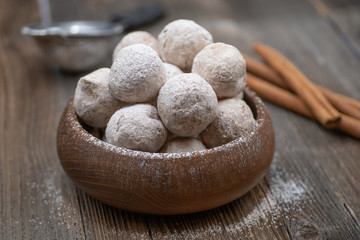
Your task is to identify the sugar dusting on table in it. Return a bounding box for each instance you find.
[161,152,312,239]
[225,154,310,234]
[49,93,304,237]
[25,135,309,239]
[25,165,81,232]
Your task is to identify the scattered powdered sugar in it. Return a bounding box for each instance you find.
[22,152,309,238]
[159,224,224,240]
[224,153,311,235]
[25,165,81,231]
[269,170,308,206]
[153,154,311,239]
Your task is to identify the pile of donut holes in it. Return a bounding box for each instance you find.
[74,19,255,153]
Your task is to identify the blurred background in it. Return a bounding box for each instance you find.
[22,0,360,72]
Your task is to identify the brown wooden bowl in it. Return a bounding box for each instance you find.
[57,87,275,215]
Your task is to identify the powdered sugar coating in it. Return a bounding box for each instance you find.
[192,42,246,99]
[112,31,160,60]
[74,68,124,128]
[160,137,207,153]
[146,62,183,106]
[164,63,183,80]
[157,73,218,137]
[105,104,167,152]
[158,19,213,72]
[201,98,255,148]
[235,91,244,100]
[109,44,166,103]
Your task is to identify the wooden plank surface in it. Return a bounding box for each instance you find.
[312,0,360,60]
[1,0,359,239]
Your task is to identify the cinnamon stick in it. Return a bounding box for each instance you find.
[338,114,360,139]
[244,53,360,119]
[253,43,340,128]
[247,74,360,139]
[243,54,285,87]
[318,86,360,119]
[246,73,313,118]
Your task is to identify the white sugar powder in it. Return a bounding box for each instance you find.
[26,165,80,230]
[159,153,311,239]
[224,153,310,235]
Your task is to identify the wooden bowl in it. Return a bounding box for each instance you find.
[57,87,275,215]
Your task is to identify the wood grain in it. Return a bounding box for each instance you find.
[1,0,360,239]
[311,0,360,60]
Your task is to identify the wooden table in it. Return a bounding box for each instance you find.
[1,0,359,239]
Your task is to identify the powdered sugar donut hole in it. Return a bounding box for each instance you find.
[112,31,160,60]
[201,98,256,148]
[160,137,207,153]
[192,42,246,99]
[109,44,166,103]
[74,19,257,153]
[158,19,213,72]
[157,73,218,137]
[105,104,167,152]
[74,68,124,128]
[164,63,183,80]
